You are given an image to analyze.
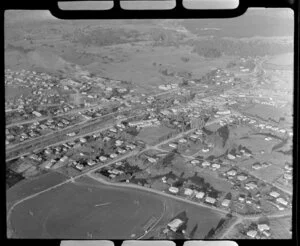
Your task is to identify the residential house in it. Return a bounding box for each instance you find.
[202,161,211,167]
[184,188,193,196]
[221,199,231,207]
[237,174,248,181]
[247,230,258,238]
[169,187,179,194]
[205,196,216,204]
[276,197,288,206]
[269,191,280,198]
[167,218,184,232]
[195,191,205,199]
[257,224,270,232]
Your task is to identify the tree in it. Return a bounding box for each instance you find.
[161,152,176,167]
[126,126,139,136]
[180,80,189,87]
[181,57,190,62]
[204,228,215,239]
[189,223,198,239]
[225,192,232,200]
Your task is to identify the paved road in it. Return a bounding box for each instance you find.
[6,106,123,152]
[6,148,141,238]
[6,116,233,237]
[6,108,146,160]
[6,123,117,162]
[6,102,117,128]
[220,210,292,239]
[6,86,184,129]
[8,70,291,238]
[87,172,228,216]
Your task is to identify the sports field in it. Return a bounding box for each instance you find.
[9,176,223,239]
[6,172,69,209]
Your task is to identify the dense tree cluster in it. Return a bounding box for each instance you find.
[71,28,142,47]
[150,28,184,47]
[192,45,222,58]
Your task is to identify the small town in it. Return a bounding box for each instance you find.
[6,57,292,240]
[6,10,293,240]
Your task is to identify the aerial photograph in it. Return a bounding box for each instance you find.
[5,6,293,240]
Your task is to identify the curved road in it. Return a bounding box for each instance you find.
[220,211,292,239]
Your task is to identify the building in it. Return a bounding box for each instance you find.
[147,157,157,163]
[99,156,108,162]
[258,224,270,232]
[184,188,193,196]
[227,154,236,160]
[252,163,262,170]
[169,187,179,194]
[32,111,42,117]
[79,137,87,143]
[247,230,258,238]
[205,196,216,204]
[221,199,231,207]
[117,148,126,154]
[87,160,96,166]
[167,218,184,232]
[115,140,123,146]
[216,110,231,115]
[190,134,201,140]
[284,164,293,171]
[211,163,221,169]
[262,230,271,237]
[283,173,292,180]
[169,143,178,149]
[269,191,280,198]
[237,174,248,181]
[276,197,288,206]
[202,161,211,167]
[191,159,200,165]
[245,182,258,190]
[59,156,68,162]
[40,160,55,169]
[178,138,188,143]
[110,153,118,159]
[195,191,205,199]
[238,194,246,202]
[227,169,237,176]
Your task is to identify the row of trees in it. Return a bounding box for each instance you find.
[204,213,234,239]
